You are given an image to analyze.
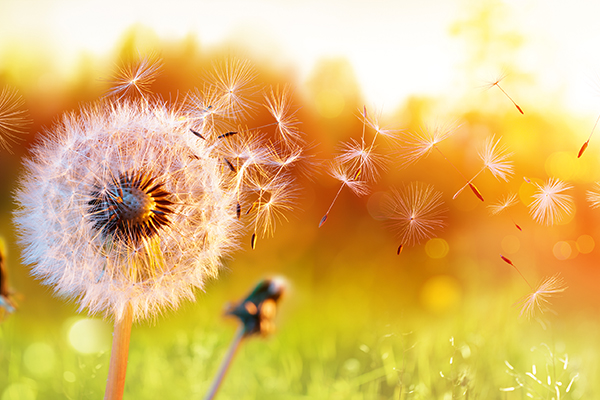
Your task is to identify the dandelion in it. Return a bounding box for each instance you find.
[0,86,30,153]
[528,178,574,226]
[105,55,163,100]
[382,182,447,251]
[586,182,600,208]
[488,192,521,230]
[319,107,394,226]
[453,136,513,199]
[484,73,524,114]
[13,59,304,399]
[399,123,484,201]
[515,274,567,319]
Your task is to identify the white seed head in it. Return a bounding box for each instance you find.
[13,99,242,322]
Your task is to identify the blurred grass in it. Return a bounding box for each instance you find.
[0,269,593,399]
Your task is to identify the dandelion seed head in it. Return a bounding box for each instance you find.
[13,99,243,322]
[382,182,447,246]
[528,178,574,226]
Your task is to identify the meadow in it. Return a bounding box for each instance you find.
[0,17,599,400]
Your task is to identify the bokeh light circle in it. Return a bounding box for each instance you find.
[23,343,55,377]
[1,383,36,400]
[420,275,461,313]
[553,241,572,260]
[425,238,449,259]
[576,234,595,253]
[67,318,111,354]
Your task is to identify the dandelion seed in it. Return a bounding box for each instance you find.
[383,182,447,248]
[515,274,567,319]
[319,158,370,227]
[263,85,302,145]
[398,123,458,167]
[190,128,205,140]
[484,73,524,114]
[578,140,589,158]
[578,111,600,158]
[401,123,482,201]
[0,86,30,153]
[488,193,519,215]
[454,135,513,200]
[528,178,574,226]
[106,55,163,100]
[488,193,521,230]
[319,106,396,226]
[209,58,257,119]
[500,255,533,289]
[397,244,403,255]
[217,131,238,139]
[586,182,600,208]
[335,138,387,181]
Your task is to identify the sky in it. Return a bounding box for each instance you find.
[3,0,600,115]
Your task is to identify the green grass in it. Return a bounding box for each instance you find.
[0,273,592,400]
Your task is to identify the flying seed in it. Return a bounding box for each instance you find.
[246,201,258,215]
[236,203,241,219]
[217,131,238,139]
[224,158,236,172]
[251,233,257,249]
[319,214,328,228]
[578,140,589,158]
[190,128,205,140]
[397,244,403,255]
[469,183,484,202]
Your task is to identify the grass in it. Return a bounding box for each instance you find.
[0,265,592,400]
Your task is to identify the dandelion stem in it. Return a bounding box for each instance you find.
[104,303,133,400]
[204,325,245,400]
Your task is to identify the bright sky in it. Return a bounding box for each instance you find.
[2,0,600,115]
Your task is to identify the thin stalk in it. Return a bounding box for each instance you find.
[104,303,133,400]
[204,326,245,400]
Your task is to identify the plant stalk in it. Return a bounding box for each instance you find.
[104,303,133,400]
[204,325,245,400]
